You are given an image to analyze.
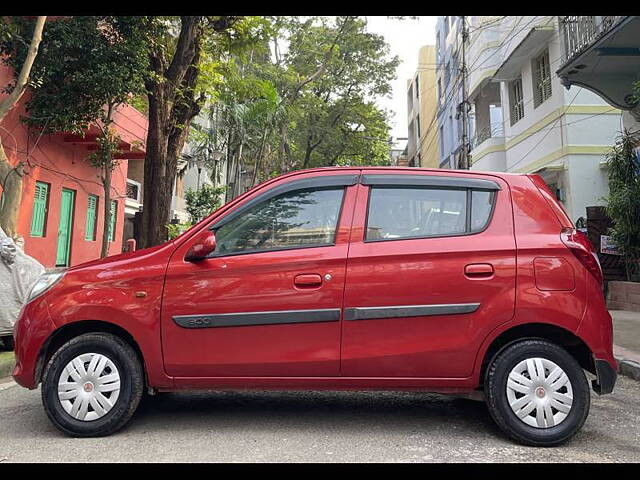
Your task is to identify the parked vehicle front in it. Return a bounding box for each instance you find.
[12,167,616,445]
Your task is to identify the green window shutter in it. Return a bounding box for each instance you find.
[108,200,117,242]
[30,182,49,237]
[85,195,98,241]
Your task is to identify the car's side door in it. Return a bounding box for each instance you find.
[161,173,358,378]
[341,171,516,378]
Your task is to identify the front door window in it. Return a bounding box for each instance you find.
[214,187,345,256]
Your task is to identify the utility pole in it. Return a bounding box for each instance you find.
[458,16,471,169]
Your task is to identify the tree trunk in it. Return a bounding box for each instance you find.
[251,128,269,188]
[140,16,205,248]
[100,165,112,258]
[0,143,24,238]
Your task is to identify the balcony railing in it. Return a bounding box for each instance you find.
[559,16,627,63]
[471,122,505,150]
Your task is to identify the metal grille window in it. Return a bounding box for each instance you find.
[126,180,140,202]
[532,49,552,107]
[30,181,49,237]
[509,78,525,126]
[108,200,117,242]
[85,195,98,241]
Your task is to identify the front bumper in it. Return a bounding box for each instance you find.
[12,297,55,389]
[592,358,617,395]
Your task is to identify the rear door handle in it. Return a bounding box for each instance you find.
[294,274,322,288]
[465,263,494,277]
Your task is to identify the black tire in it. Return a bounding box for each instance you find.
[485,339,590,447]
[0,335,14,351]
[41,333,144,437]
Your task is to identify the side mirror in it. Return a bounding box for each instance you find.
[185,230,217,262]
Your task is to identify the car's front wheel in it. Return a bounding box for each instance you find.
[0,335,14,351]
[41,332,144,437]
[485,339,590,447]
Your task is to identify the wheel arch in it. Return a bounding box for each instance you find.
[478,322,596,388]
[35,320,147,388]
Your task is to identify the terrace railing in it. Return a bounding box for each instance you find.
[559,16,627,63]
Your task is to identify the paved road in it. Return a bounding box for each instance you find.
[1,376,639,463]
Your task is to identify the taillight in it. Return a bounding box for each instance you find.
[560,227,603,284]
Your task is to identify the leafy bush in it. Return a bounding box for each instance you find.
[184,184,227,223]
[166,222,193,240]
[605,130,640,281]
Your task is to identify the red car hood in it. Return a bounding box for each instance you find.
[66,241,175,272]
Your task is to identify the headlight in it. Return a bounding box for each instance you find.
[27,271,65,303]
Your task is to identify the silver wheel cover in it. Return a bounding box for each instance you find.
[57,353,121,421]
[506,357,573,428]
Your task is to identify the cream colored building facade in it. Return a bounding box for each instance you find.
[460,16,622,222]
[406,45,440,168]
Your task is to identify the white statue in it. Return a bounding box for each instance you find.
[0,227,45,350]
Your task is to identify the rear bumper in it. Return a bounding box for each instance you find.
[592,358,617,395]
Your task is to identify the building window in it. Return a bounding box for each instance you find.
[437,78,442,105]
[444,17,450,38]
[416,114,421,140]
[509,78,525,126]
[415,76,420,99]
[532,49,552,108]
[108,200,117,242]
[85,195,99,241]
[30,181,49,237]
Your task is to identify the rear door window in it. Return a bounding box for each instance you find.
[365,186,495,241]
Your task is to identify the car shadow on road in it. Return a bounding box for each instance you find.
[133,390,500,437]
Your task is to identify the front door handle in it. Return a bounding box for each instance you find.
[465,263,494,277]
[294,274,322,288]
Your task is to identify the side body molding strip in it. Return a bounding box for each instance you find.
[344,303,481,321]
[173,308,341,329]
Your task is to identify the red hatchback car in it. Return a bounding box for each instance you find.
[13,167,616,446]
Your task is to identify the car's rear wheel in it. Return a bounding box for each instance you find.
[485,339,590,447]
[41,333,143,437]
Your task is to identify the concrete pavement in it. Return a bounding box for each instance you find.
[611,310,640,380]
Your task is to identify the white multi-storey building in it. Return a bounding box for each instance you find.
[437,16,624,222]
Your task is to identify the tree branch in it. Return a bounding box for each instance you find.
[0,16,46,121]
[165,16,203,88]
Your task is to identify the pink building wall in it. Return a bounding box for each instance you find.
[0,64,148,268]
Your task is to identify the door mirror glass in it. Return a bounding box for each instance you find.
[185,230,217,262]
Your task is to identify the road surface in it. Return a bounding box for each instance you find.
[0,375,639,462]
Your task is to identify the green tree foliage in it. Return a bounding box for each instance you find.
[0,16,45,238]
[193,16,399,200]
[605,130,640,281]
[184,183,226,223]
[2,17,148,135]
[1,16,149,256]
[138,16,271,248]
